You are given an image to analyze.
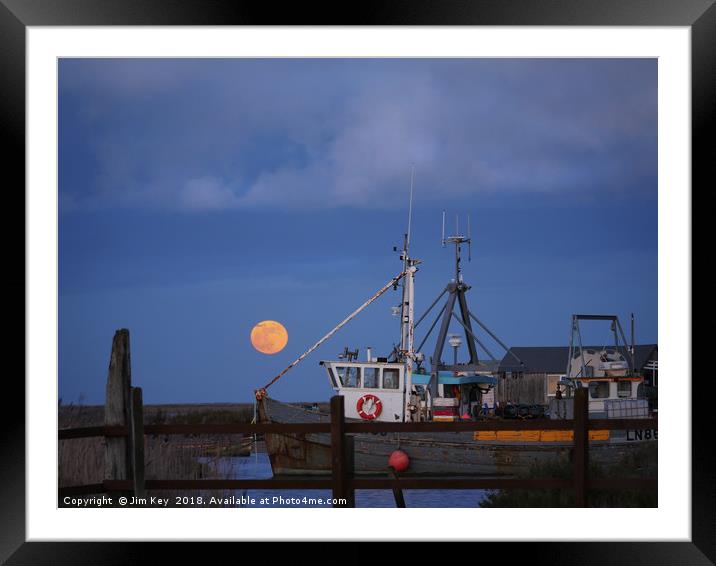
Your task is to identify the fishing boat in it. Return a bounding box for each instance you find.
[255,194,656,477]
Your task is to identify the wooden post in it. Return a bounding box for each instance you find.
[104,329,132,482]
[130,387,145,498]
[330,395,349,507]
[345,435,355,508]
[389,468,406,508]
[573,387,588,507]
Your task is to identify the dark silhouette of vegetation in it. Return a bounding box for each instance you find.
[480,443,657,508]
[148,406,254,425]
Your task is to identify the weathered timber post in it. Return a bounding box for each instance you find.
[330,395,352,507]
[130,386,145,498]
[573,387,589,507]
[345,435,355,507]
[105,329,132,483]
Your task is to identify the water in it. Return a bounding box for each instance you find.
[211,453,487,508]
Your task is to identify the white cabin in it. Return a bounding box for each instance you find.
[553,374,647,419]
[321,360,408,421]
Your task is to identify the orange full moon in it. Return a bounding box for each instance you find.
[250,320,288,355]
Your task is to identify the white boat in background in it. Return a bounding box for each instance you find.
[549,314,653,423]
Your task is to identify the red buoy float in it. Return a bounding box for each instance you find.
[388,449,410,472]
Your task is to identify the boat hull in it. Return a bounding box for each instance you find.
[258,396,656,477]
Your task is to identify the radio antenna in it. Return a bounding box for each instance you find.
[442,211,472,282]
[406,164,415,254]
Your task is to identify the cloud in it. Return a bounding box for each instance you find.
[59,59,657,213]
[179,177,239,210]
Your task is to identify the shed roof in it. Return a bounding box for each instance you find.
[498,344,657,374]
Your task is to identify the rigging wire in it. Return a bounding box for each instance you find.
[255,270,407,399]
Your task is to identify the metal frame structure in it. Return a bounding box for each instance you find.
[565,314,636,382]
[414,213,523,397]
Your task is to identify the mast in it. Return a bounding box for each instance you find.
[439,213,479,366]
[399,167,419,421]
[412,211,522,401]
[399,166,415,356]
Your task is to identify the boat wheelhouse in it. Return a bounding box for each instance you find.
[321,360,407,422]
[550,314,650,419]
[322,357,499,422]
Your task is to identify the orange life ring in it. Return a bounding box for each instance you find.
[356,394,383,420]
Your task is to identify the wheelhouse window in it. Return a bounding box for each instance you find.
[617,381,632,398]
[337,366,359,388]
[362,367,380,388]
[588,381,610,399]
[326,367,338,388]
[383,368,400,389]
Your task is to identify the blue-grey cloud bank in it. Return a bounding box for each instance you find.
[59,58,657,404]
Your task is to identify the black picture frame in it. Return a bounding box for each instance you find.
[4,1,708,563]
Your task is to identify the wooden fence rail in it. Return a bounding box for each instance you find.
[59,389,657,507]
[58,329,657,508]
[58,416,658,440]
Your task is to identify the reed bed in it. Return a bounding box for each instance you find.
[479,442,657,508]
[59,402,256,507]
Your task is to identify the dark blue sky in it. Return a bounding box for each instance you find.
[59,58,657,405]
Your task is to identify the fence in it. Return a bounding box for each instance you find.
[58,330,657,508]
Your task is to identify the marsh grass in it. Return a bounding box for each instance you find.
[150,406,255,426]
[59,403,257,507]
[479,443,657,508]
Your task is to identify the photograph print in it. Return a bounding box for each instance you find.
[58,57,658,509]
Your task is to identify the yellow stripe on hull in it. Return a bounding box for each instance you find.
[474,430,610,442]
